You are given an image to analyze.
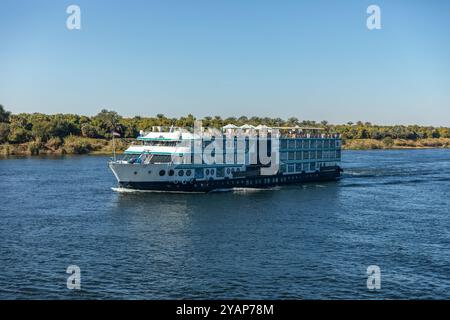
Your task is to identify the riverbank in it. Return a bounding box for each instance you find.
[0,136,131,156]
[1,137,450,156]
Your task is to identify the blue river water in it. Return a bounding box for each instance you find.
[1,149,450,299]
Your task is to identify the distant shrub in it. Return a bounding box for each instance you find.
[45,137,62,151]
[0,123,10,143]
[81,123,98,138]
[28,141,42,155]
[382,137,394,147]
[63,136,93,154]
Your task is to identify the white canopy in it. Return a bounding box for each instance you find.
[255,124,270,130]
[240,124,255,129]
[223,124,238,129]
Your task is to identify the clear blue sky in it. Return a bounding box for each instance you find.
[1,0,450,125]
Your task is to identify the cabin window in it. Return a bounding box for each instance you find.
[296,140,302,149]
[186,170,192,176]
[195,168,204,178]
[288,164,295,173]
[295,151,302,160]
[280,164,286,173]
[302,140,309,149]
[303,151,309,160]
[310,162,316,171]
[178,170,184,176]
[295,163,302,172]
[280,152,287,161]
[288,140,295,149]
[317,151,322,159]
[280,139,287,149]
[216,167,224,178]
[336,150,341,159]
[159,170,165,176]
[310,140,316,148]
[316,140,323,148]
[288,152,295,161]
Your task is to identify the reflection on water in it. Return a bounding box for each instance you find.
[1,150,450,299]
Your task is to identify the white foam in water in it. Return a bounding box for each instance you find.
[112,186,279,194]
[111,187,203,194]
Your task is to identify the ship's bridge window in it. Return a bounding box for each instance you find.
[150,155,172,163]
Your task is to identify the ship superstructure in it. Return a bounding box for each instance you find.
[109,124,342,192]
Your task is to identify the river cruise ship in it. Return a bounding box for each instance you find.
[109,124,342,192]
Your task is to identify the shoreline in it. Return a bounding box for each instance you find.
[1,138,449,156]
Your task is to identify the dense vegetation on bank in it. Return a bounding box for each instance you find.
[1,104,450,155]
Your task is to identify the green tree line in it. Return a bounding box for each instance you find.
[1,104,450,146]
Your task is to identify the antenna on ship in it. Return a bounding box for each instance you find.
[112,130,121,161]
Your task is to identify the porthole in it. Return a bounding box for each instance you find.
[178,170,184,176]
[226,168,231,174]
[168,170,174,176]
[134,171,138,175]
[186,170,192,176]
[159,170,165,176]
[206,169,210,175]
[210,169,215,175]
[236,168,240,172]
[148,170,152,174]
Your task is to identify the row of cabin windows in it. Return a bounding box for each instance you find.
[194,175,311,189]
[280,150,341,161]
[280,139,340,150]
[280,163,317,173]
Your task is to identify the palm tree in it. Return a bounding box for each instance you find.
[0,104,11,122]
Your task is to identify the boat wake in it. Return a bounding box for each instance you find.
[111,187,204,194]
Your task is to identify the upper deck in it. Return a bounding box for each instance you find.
[135,124,340,142]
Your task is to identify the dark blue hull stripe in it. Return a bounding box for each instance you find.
[118,168,342,192]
